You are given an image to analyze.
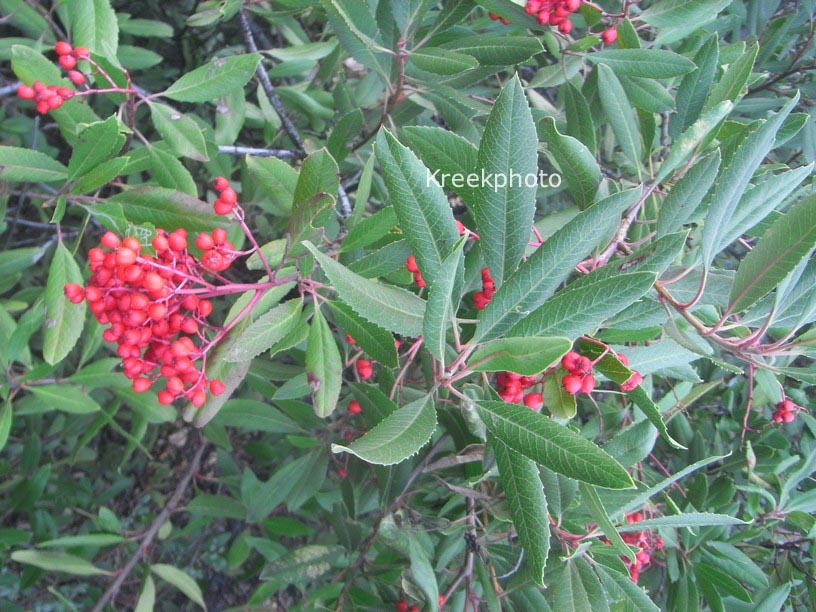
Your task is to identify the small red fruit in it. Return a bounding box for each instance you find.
[68,70,85,85]
[214,176,230,191]
[101,231,121,250]
[356,359,373,380]
[133,378,152,393]
[195,233,215,250]
[17,84,35,99]
[406,256,419,273]
[214,200,234,216]
[59,55,77,70]
[396,601,409,612]
[73,46,90,59]
[562,374,582,395]
[210,380,226,396]
[523,393,543,410]
[602,27,618,45]
[55,41,73,56]
[348,400,362,414]
[337,467,348,479]
[219,187,237,205]
[579,374,595,394]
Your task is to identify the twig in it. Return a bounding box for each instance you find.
[0,82,21,97]
[91,441,208,612]
[238,9,304,154]
[217,145,299,159]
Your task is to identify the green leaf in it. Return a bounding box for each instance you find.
[510,272,656,340]
[225,298,303,362]
[728,195,816,313]
[305,306,343,418]
[410,47,478,74]
[608,454,728,520]
[423,238,465,362]
[595,564,660,612]
[617,512,748,531]
[339,207,398,252]
[619,76,675,113]
[376,129,460,286]
[564,84,596,150]
[30,385,101,414]
[0,400,11,454]
[212,400,302,434]
[754,584,791,612]
[642,0,733,45]
[68,0,119,60]
[260,544,342,585]
[598,65,642,166]
[93,187,224,234]
[43,243,86,365]
[304,242,426,337]
[440,36,544,66]
[493,438,549,584]
[671,35,719,138]
[657,151,721,237]
[548,559,607,612]
[327,300,398,368]
[144,146,196,196]
[135,576,156,612]
[476,401,634,489]
[331,395,437,465]
[68,118,122,181]
[187,494,246,520]
[320,0,389,74]
[71,156,129,195]
[542,374,577,419]
[162,53,261,102]
[472,75,538,286]
[11,550,112,576]
[469,337,571,375]
[36,534,125,548]
[474,188,639,343]
[701,94,799,271]
[705,42,758,111]
[402,126,479,205]
[656,100,733,183]
[150,564,206,609]
[0,146,68,182]
[0,246,45,276]
[289,148,339,244]
[703,542,768,589]
[149,103,209,161]
[695,563,752,602]
[587,49,696,78]
[580,483,636,563]
[538,118,601,210]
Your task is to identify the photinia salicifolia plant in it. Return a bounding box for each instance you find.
[1,0,814,610]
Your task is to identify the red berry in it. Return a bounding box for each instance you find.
[101,231,121,250]
[337,467,348,479]
[142,272,165,293]
[602,27,618,45]
[17,84,35,99]
[214,176,230,191]
[212,228,227,246]
[565,0,581,11]
[396,601,409,612]
[133,378,152,393]
[345,333,355,345]
[573,356,592,374]
[561,351,580,372]
[406,256,419,273]
[579,374,595,394]
[414,272,426,289]
[68,70,85,85]
[195,233,215,250]
[191,389,207,407]
[167,232,187,252]
[59,55,77,70]
[558,19,573,34]
[152,234,169,252]
[115,248,137,266]
[219,187,237,205]
[562,374,582,395]
[157,390,175,405]
[348,400,362,414]
[55,41,73,56]
[122,237,141,252]
[356,359,373,380]
[73,46,90,59]
[523,393,543,410]
[214,200,234,216]
[620,371,642,392]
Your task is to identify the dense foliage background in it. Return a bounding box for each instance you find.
[1,0,815,610]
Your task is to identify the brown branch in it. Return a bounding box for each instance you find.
[238,9,305,154]
[91,441,208,612]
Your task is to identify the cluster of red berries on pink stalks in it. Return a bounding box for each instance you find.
[473,267,495,310]
[490,1,619,43]
[16,41,90,114]
[560,350,597,395]
[496,372,544,409]
[772,398,802,424]
[63,178,271,408]
[405,256,426,289]
[620,511,664,583]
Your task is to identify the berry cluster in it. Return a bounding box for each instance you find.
[772,398,801,423]
[54,41,89,84]
[16,81,74,115]
[617,353,643,392]
[405,256,425,288]
[496,371,543,410]
[621,511,664,583]
[561,351,595,395]
[473,267,495,310]
[65,229,229,407]
[213,176,239,216]
[524,0,582,33]
[16,41,90,114]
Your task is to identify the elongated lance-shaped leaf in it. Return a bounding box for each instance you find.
[225,298,303,362]
[657,151,721,237]
[594,564,660,612]
[493,437,550,584]
[43,242,86,365]
[617,512,748,532]
[539,117,601,210]
[728,195,816,313]
[472,74,538,287]
[671,34,719,139]
[306,305,343,418]
[423,237,465,362]
[509,272,657,340]
[161,54,261,102]
[473,188,640,343]
[701,93,800,272]
[608,454,728,520]
[476,401,634,489]
[469,337,571,375]
[304,242,426,337]
[376,129,460,287]
[598,64,642,167]
[575,340,685,449]
[586,49,696,79]
[580,482,636,563]
[331,395,437,465]
[326,299,398,368]
[704,42,758,112]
